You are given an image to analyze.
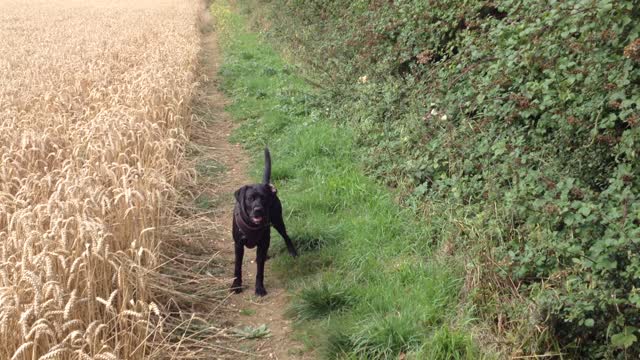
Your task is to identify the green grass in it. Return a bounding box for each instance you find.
[194,194,217,210]
[195,159,227,178]
[211,2,481,358]
[286,280,356,321]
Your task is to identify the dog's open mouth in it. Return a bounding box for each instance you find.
[251,216,264,224]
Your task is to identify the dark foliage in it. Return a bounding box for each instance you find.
[245,0,640,357]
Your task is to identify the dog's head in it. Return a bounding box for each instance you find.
[234,184,277,225]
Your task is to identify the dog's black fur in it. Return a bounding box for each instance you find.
[231,147,297,296]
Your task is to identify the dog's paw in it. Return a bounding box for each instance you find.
[255,286,268,297]
[230,280,243,294]
[289,249,298,258]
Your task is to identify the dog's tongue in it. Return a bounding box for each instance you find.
[251,216,263,224]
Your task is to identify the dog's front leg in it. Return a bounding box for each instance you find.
[255,239,270,296]
[231,242,244,293]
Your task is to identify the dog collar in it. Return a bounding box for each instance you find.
[234,205,269,235]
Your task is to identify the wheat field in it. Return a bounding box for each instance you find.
[0,0,208,358]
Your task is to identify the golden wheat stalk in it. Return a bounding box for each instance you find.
[0,0,216,358]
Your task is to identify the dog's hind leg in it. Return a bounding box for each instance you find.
[271,215,298,257]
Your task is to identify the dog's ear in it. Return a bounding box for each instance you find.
[234,186,247,203]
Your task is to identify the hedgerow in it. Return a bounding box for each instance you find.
[241,0,639,357]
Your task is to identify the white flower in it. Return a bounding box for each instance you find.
[441,114,448,121]
[430,109,438,116]
[358,75,368,84]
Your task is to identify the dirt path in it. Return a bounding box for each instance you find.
[192,8,311,360]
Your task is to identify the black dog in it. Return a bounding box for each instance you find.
[231,147,298,296]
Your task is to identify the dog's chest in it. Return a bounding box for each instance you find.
[234,204,269,248]
[239,232,258,248]
[237,226,270,248]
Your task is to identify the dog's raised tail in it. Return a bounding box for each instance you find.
[262,147,271,184]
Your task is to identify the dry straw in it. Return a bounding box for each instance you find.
[0,0,230,358]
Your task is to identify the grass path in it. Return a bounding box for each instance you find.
[209,2,484,359]
[192,8,310,359]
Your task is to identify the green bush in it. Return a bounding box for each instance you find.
[241,0,640,357]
